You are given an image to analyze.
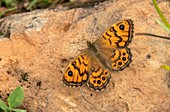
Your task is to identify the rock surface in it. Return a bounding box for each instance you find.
[0,0,170,112]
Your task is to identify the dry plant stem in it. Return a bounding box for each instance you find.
[135,33,170,40]
[79,88,94,106]
[79,88,102,111]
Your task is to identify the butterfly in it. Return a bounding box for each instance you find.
[62,19,134,91]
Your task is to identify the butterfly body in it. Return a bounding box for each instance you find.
[87,41,113,71]
[63,19,134,91]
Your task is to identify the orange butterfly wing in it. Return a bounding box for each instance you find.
[94,19,134,71]
[87,55,111,91]
[96,19,133,48]
[62,52,90,87]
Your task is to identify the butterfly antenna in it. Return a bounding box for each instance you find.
[79,88,94,106]
[135,33,170,40]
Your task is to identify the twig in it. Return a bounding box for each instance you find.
[135,33,170,40]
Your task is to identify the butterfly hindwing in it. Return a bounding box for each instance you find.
[87,56,111,91]
[62,52,90,87]
[111,47,132,71]
[87,68,111,91]
[96,47,132,71]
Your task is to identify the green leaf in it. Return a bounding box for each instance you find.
[161,65,170,71]
[0,7,17,18]
[10,108,26,112]
[70,0,76,2]
[5,0,13,4]
[0,99,9,112]
[3,0,15,7]
[27,0,37,10]
[155,19,170,33]
[152,0,170,29]
[7,86,24,109]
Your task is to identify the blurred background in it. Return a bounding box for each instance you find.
[0,0,107,18]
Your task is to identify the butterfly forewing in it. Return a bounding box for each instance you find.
[62,52,90,87]
[95,19,134,48]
